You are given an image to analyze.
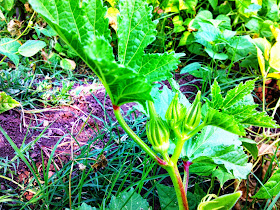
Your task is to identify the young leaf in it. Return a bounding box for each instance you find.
[209,80,224,109]
[222,80,255,109]
[253,169,280,199]
[0,92,20,114]
[198,191,242,210]
[212,167,235,187]
[202,106,246,136]
[18,40,46,57]
[240,111,277,128]
[0,38,20,66]
[240,138,258,160]
[108,188,150,210]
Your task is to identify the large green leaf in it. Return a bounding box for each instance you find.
[253,169,280,199]
[0,92,20,114]
[29,0,181,106]
[117,0,157,67]
[108,188,149,210]
[137,52,183,83]
[183,126,252,180]
[0,38,20,66]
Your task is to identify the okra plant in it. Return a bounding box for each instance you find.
[28,0,277,209]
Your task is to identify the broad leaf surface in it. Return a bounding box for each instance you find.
[18,40,46,57]
[0,38,20,66]
[117,0,157,67]
[198,191,242,210]
[212,167,235,186]
[108,188,149,210]
[222,80,255,109]
[183,126,252,179]
[253,169,280,199]
[156,183,202,210]
[137,52,183,83]
[0,92,20,114]
[202,105,245,135]
[29,0,181,106]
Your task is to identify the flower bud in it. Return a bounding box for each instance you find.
[165,93,186,130]
[146,115,170,154]
[183,91,201,134]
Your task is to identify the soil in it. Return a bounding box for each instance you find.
[0,74,199,160]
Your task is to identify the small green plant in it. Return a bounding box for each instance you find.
[28,0,278,209]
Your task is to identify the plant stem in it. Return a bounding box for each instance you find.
[166,164,189,210]
[113,105,167,167]
[171,122,205,164]
[183,161,192,194]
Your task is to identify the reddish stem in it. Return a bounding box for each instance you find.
[113,104,119,110]
[183,161,193,193]
[156,156,168,166]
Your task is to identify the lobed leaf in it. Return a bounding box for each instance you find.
[222,80,255,109]
[29,0,181,106]
[137,52,183,83]
[209,80,224,109]
[202,105,246,136]
[117,0,157,67]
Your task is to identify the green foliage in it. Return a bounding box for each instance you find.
[108,188,150,210]
[0,91,20,114]
[253,169,280,199]
[182,126,252,181]
[202,80,277,135]
[0,0,14,11]
[18,40,46,57]
[0,38,21,66]
[156,183,204,210]
[0,38,46,66]
[28,0,182,107]
[198,191,242,210]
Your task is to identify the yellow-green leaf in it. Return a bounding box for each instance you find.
[269,42,280,71]
[267,73,280,79]
[256,46,266,76]
[263,38,271,61]
[270,25,280,42]
[0,92,20,114]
